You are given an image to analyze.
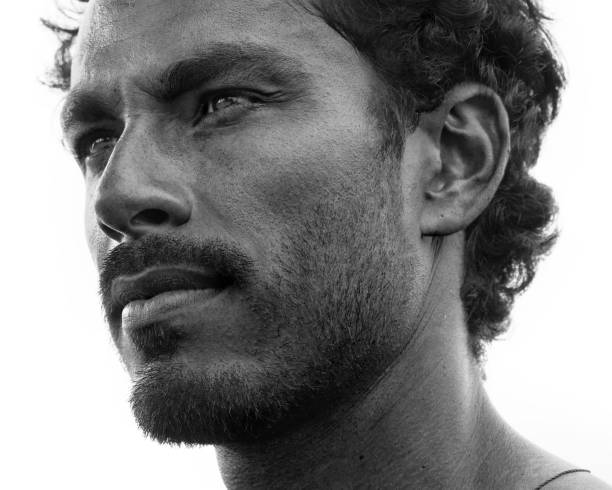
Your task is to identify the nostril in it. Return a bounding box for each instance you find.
[131,209,170,227]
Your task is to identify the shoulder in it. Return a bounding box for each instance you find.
[542,472,612,489]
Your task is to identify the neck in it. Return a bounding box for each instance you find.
[215,235,520,489]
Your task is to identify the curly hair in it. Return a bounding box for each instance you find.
[44,0,564,359]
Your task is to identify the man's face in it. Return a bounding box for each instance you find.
[65,0,430,444]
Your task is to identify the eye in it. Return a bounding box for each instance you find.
[207,95,243,113]
[195,93,259,126]
[86,135,117,156]
[76,134,118,171]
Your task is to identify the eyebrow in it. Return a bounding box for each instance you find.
[60,91,120,136]
[61,42,313,135]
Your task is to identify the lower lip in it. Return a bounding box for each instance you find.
[121,289,223,331]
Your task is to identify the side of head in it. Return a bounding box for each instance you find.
[307,0,564,358]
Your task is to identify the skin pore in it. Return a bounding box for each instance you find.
[63,0,608,488]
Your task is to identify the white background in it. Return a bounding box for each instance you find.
[1,1,609,488]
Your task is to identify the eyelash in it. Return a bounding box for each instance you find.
[74,131,116,170]
[73,91,262,167]
[193,91,261,126]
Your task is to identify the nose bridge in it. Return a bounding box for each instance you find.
[93,119,192,241]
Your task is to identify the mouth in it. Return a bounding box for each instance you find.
[108,265,232,327]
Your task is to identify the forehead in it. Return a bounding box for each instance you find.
[73,0,362,89]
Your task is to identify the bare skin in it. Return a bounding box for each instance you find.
[217,235,606,489]
[63,0,609,488]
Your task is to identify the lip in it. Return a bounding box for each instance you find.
[109,265,231,324]
[121,288,224,332]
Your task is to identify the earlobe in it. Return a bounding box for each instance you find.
[420,84,510,236]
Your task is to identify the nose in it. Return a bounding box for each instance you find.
[93,126,192,242]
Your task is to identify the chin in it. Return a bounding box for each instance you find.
[127,354,349,446]
[123,280,417,445]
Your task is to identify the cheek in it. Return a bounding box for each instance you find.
[183,122,377,259]
[239,129,381,226]
[248,163,333,223]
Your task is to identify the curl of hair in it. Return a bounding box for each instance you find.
[44,0,565,359]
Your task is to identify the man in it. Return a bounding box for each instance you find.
[46,0,610,488]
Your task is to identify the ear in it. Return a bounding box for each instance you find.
[419,84,510,236]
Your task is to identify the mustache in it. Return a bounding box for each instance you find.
[98,234,255,320]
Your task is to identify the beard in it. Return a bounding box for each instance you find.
[99,175,420,446]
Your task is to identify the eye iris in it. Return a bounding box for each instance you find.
[210,96,240,113]
[88,137,115,156]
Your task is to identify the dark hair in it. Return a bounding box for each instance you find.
[44,0,565,359]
